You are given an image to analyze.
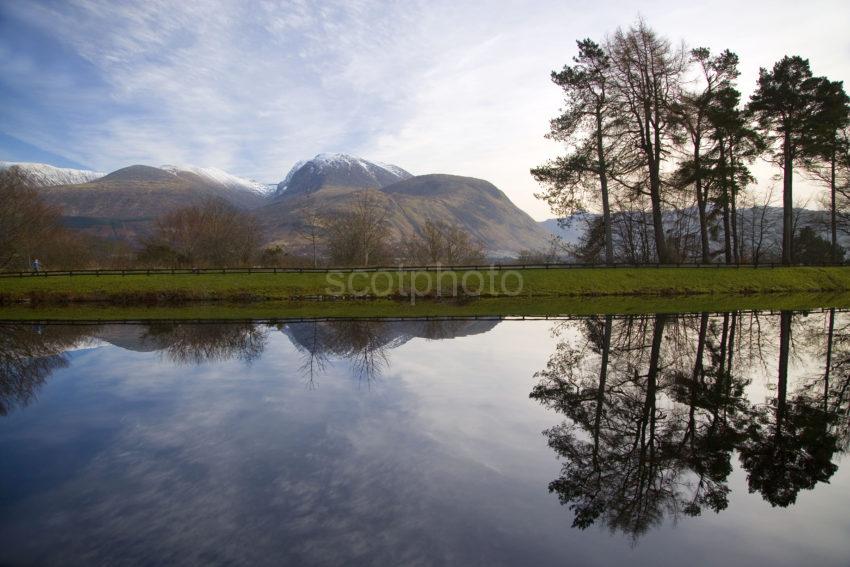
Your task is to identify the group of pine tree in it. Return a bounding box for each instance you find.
[533,20,850,265]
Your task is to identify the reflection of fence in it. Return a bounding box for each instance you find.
[0,261,844,278]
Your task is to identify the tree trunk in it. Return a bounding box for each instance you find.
[596,109,614,265]
[831,147,838,264]
[694,143,710,263]
[730,148,740,263]
[720,141,732,264]
[782,132,794,265]
[649,167,669,263]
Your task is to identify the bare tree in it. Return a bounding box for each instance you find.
[403,219,484,265]
[297,205,325,269]
[139,199,262,267]
[0,168,62,270]
[607,19,687,263]
[322,190,393,267]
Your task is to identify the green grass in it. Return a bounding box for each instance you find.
[1,292,850,322]
[1,267,849,306]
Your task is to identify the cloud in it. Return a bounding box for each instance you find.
[1,0,849,219]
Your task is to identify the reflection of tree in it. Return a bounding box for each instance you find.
[739,311,840,507]
[533,313,750,540]
[0,324,96,415]
[144,323,267,365]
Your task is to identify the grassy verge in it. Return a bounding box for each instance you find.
[1,267,849,306]
[2,292,849,321]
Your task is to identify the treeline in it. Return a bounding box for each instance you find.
[0,170,485,270]
[533,19,849,265]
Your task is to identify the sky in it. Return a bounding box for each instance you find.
[1,0,848,220]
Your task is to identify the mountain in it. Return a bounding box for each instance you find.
[1,160,104,186]
[538,215,596,246]
[42,164,268,241]
[259,158,552,255]
[17,155,551,256]
[274,153,412,197]
[540,206,850,258]
[160,164,272,195]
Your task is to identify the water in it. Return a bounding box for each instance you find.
[1,312,849,566]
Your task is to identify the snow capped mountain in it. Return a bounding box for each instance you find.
[275,153,412,196]
[0,161,104,187]
[160,164,272,195]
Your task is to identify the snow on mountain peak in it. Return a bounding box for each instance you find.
[159,164,272,194]
[0,161,104,187]
[276,153,412,195]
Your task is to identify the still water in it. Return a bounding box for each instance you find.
[1,311,849,566]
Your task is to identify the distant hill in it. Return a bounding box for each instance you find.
[12,155,551,256]
[260,155,552,256]
[540,207,849,258]
[41,164,268,241]
[1,161,104,186]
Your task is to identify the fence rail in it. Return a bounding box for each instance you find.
[0,261,846,278]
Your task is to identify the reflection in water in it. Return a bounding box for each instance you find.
[282,319,498,384]
[531,310,850,541]
[3,311,850,561]
[0,324,92,415]
[0,318,499,410]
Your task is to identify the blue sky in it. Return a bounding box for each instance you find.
[1,0,848,219]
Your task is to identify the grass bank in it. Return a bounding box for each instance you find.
[1,267,849,306]
[2,292,849,322]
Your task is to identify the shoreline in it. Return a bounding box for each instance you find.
[2,291,849,321]
[1,266,849,307]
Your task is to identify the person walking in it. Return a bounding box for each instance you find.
[32,258,41,273]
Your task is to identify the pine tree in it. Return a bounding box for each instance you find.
[803,79,850,263]
[748,56,822,265]
[532,39,619,264]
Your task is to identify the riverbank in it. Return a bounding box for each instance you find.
[2,291,849,321]
[1,266,849,306]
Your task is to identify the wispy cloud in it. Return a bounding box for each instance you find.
[1,0,848,219]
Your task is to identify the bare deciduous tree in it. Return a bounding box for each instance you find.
[322,191,393,267]
[139,199,262,267]
[403,219,484,265]
[0,168,62,270]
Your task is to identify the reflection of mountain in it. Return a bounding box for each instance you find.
[282,319,500,383]
[95,324,169,352]
[1,319,501,408]
[281,319,499,356]
[97,323,267,365]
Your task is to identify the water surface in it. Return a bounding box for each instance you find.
[1,312,849,565]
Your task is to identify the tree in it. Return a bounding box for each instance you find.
[707,86,763,263]
[532,39,621,264]
[403,219,484,265]
[803,79,850,263]
[139,199,262,267]
[0,168,62,270]
[673,48,740,262]
[297,205,325,268]
[793,226,844,264]
[739,311,840,506]
[748,56,823,264]
[322,190,393,267]
[607,20,686,263]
